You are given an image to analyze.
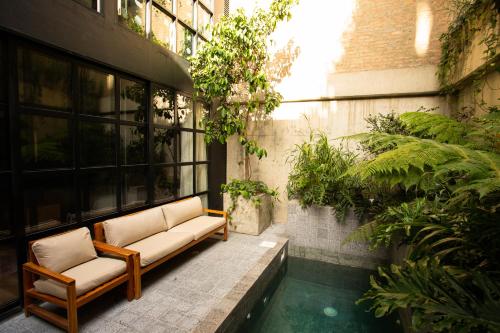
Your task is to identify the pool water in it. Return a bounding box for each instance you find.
[239,257,402,333]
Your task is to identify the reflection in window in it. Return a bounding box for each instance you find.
[121,125,146,165]
[81,169,117,219]
[197,4,212,38]
[122,167,147,208]
[154,166,176,202]
[0,240,18,307]
[180,131,193,162]
[20,115,71,170]
[152,86,175,125]
[179,165,193,197]
[80,122,116,167]
[23,174,75,233]
[196,164,208,192]
[177,0,194,26]
[79,67,115,118]
[120,79,146,122]
[152,5,175,51]
[154,128,176,163]
[118,0,146,35]
[195,103,208,129]
[177,24,194,57]
[0,177,11,238]
[196,133,207,161]
[177,94,193,128]
[155,0,173,12]
[17,47,71,109]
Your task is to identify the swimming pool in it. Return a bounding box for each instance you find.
[238,256,402,333]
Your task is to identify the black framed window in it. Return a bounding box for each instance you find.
[79,67,115,118]
[80,169,117,219]
[122,166,147,208]
[80,121,116,167]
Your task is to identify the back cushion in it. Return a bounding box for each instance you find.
[32,227,97,273]
[103,207,167,247]
[162,196,203,229]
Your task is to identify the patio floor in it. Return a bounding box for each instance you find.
[0,225,287,333]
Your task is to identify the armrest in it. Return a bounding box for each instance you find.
[93,241,138,259]
[204,208,227,219]
[23,262,74,285]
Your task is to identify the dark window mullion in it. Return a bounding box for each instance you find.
[147,82,154,205]
[72,61,82,227]
[115,76,122,212]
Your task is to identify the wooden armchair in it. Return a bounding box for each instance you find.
[23,228,138,333]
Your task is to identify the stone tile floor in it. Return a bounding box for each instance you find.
[0,225,286,333]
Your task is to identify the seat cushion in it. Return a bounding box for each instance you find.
[33,257,127,300]
[168,216,226,240]
[32,227,97,273]
[103,207,167,247]
[161,197,203,229]
[125,232,194,267]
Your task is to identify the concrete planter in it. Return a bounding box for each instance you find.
[224,193,272,236]
[286,200,388,269]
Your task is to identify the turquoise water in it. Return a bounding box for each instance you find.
[239,257,402,333]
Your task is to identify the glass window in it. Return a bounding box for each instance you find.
[152,86,175,125]
[0,176,11,238]
[80,121,116,167]
[199,193,208,208]
[180,131,193,162]
[197,4,212,38]
[121,125,146,165]
[0,41,6,102]
[152,5,175,51]
[23,173,75,233]
[179,165,193,197]
[155,0,173,12]
[196,133,207,161]
[0,240,18,307]
[17,47,72,109]
[118,0,146,35]
[197,36,207,53]
[177,94,193,128]
[20,115,71,170]
[154,128,176,163]
[0,110,8,170]
[122,167,147,208]
[154,166,176,202]
[120,79,146,122]
[195,102,208,129]
[177,0,194,26]
[177,23,194,57]
[196,164,208,192]
[79,67,115,118]
[81,169,117,219]
[74,0,100,11]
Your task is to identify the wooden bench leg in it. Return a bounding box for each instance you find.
[22,268,33,317]
[67,283,78,333]
[223,224,228,241]
[133,255,142,300]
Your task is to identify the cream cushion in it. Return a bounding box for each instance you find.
[125,231,194,267]
[33,257,126,300]
[32,227,97,273]
[161,197,203,229]
[169,216,226,240]
[103,207,167,247]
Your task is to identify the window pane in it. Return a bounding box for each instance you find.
[120,79,146,122]
[177,24,194,57]
[17,47,71,109]
[154,166,176,202]
[121,125,146,165]
[81,169,117,219]
[0,176,11,238]
[155,0,173,12]
[152,5,175,51]
[122,167,147,208]
[79,67,115,118]
[196,133,207,161]
[118,0,145,35]
[196,164,208,192]
[177,94,193,128]
[180,131,193,162]
[197,36,206,53]
[152,86,175,125]
[199,193,208,208]
[23,173,75,233]
[74,0,99,11]
[179,165,193,197]
[0,109,8,170]
[0,41,6,102]
[20,115,71,169]
[178,0,194,26]
[0,240,18,307]
[197,4,212,38]
[195,102,208,129]
[80,121,116,167]
[154,128,176,163]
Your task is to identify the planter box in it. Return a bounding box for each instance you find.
[224,193,272,236]
[286,200,388,269]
